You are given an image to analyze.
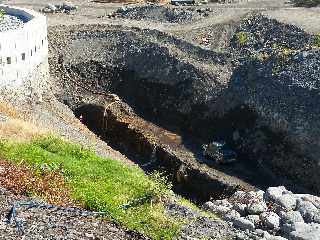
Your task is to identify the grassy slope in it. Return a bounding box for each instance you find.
[0,136,181,239]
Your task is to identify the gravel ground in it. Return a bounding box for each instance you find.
[0,188,147,240]
[0,14,24,32]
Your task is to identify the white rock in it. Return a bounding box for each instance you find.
[246,215,260,225]
[46,3,57,11]
[247,190,264,202]
[288,222,320,240]
[296,194,320,209]
[212,199,233,208]
[203,201,215,210]
[276,194,297,211]
[224,209,241,221]
[202,201,231,215]
[296,199,320,223]
[247,202,268,215]
[233,190,247,200]
[266,236,287,240]
[260,212,281,229]
[232,217,255,231]
[62,1,78,11]
[85,233,95,239]
[233,203,247,216]
[256,190,266,199]
[279,210,304,224]
[264,186,287,201]
[255,229,271,238]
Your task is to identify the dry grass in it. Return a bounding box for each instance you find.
[0,99,49,140]
[0,159,74,206]
[0,101,18,118]
[0,118,49,141]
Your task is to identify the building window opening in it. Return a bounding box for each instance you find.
[7,57,11,64]
[22,53,26,61]
[35,46,37,53]
[42,40,44,46]
[31,50,33,56]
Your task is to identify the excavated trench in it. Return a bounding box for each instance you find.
[73,98,287,203]
[50,22,319,204]
[74,103,242,203]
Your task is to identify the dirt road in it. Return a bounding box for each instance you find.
[2,0,320,34]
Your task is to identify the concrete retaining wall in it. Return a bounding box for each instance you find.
[0,5,48,91]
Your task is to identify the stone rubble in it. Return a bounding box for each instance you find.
[203,186,320,239]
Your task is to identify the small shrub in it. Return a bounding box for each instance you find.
[0,159,72,206]
[0,9,5,19]
[235,31,250,45]
[314,34,320,48]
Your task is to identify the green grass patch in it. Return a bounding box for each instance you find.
[0,136,181,239]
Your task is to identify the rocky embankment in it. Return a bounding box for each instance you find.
[204,186,320,240]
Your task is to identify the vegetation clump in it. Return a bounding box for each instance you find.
[0,136,181,239]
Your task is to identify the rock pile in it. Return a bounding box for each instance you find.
[203,186,320,240]
[41,2,78,14]
[231,14,313,52]
[0,15,24,32]
[111,5,213,23]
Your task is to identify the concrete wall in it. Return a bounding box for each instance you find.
[0,5,48,90]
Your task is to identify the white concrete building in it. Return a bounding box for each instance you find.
[0,5,48,97]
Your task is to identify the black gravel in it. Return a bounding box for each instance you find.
[114,5,212,24]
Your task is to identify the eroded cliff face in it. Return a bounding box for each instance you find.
[49,14,320,194]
